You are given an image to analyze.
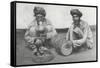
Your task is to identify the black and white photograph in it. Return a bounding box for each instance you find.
[11,1,98,67]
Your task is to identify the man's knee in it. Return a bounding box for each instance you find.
[86,41,94,49]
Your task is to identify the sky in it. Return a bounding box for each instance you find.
[16,3,96,29]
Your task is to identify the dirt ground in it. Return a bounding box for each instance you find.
[16,29,97,65]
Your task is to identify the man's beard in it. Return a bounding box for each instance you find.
[36,18,45,25]
[73,20,81,28]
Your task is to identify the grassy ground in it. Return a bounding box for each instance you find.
[16,27,97,65]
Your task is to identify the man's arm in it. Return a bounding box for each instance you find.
[24,25,36,43]
[46,24,57,39]
[24,30,34,43]
[74,24,88,45]
[46,20,57,39]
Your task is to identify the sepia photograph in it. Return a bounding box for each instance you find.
[13,1,97,66]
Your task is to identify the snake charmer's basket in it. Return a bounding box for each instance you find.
[51,34,73,56]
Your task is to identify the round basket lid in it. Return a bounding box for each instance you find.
[32,50,55,63]
[60,41,73,56]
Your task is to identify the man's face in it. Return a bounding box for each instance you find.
[72,14,80,22]
[36,14,44,22]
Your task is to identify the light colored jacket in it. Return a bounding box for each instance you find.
[24,19,57,43]
[66,20,94,46]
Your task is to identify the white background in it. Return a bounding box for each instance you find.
[16,3,96,29]
[0,0,99,68]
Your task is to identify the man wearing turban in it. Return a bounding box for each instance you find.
[24,6,57,55]
[66,9,94,49]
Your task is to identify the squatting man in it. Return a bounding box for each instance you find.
[66,9,94,49]
[24,6,57,56]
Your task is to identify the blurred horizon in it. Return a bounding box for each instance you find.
[16,25,96,29]
[16,25,96,34]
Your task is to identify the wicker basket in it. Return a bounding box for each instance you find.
[32,50,54,63]
[51,34,73,56]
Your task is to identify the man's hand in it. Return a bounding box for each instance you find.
[72,40,81,48]
[46,33,52,39]
[27,37,35,44]
[35,39,42,44]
